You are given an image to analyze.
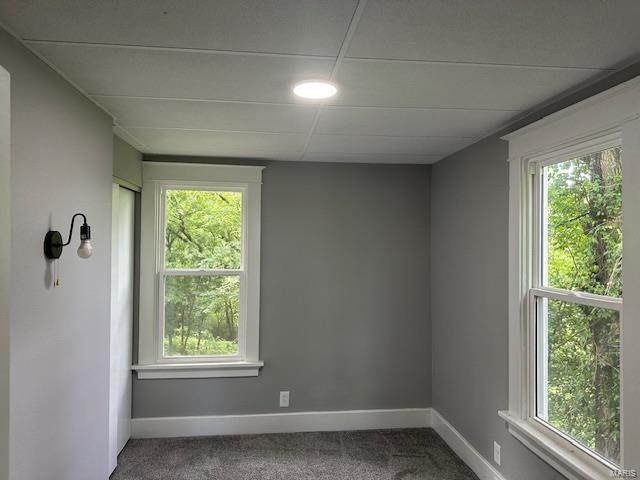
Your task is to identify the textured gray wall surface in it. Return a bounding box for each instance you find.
[1,27,113,480]
[114,135,142,188]
[133,160,431,417]
[430,137,566,480]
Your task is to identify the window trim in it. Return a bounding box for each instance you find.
[134,162,264,379]
[500,77,640,480]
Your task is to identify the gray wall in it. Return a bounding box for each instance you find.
[0,64,9,480]
[113,135,142,189]
[430,64,640,480]
[133,160,431,417]
[430,136,565,480]
[1,27,113,480]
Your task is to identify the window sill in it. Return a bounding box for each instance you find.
[132,361,264,379]
[498,410,617,480]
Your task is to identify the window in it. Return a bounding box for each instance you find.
[501,79,640,480]
[135,163,264,379]
[163,189,242,358]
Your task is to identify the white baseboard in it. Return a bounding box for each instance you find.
[131,407,505,480]
[431,409,507,480]
[132,407,433,439]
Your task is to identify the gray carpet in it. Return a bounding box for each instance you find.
[110,428,479,480]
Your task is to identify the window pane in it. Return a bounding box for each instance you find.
[536,297,620,465]
[164,275,240,357]
[543,146,622,297]
[165,189,242,269]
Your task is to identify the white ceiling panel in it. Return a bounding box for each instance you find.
[307,134,475,156]
[316,107,517,138]
[30,43,334,103]
[125,127,306,158]
[333,59,607,110]
[94,96,317,134]
[0,0,357,56]
[349,0,640,69]
[1,1,636,164]
[302,153,443,164]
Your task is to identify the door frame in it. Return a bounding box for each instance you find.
[0,64,11,480]
[108,183,137,473]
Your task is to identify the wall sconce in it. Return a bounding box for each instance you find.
[44,213,93,259]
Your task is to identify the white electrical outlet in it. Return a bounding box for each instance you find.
[493,441,501,466]
[279,391,290,407]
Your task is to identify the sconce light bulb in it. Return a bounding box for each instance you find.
[77,239,93,259]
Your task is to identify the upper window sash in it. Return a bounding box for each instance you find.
[158,183,248,273]
[528,137,623,302]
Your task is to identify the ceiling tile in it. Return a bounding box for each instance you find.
[127,127,306,158]
[349,0,640,69]
[333,60,607,110]
[2,1,633,164]
[96,96,317,133]
[30,43,334,103]
[302,153,442,164]
[308,134,475,156]
[0,0,357,56]
[316,106,517,137]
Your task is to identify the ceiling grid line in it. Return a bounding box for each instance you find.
[2,1,638,162]
[299,0,369,161]
[24,38,337,61]
[122,124,479,140]
[343,56,614,72]
[89,93,524,113]
[25,39,614,73]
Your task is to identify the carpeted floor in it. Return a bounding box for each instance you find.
[110,428,479,480]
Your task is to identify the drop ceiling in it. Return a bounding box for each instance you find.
[1,0,639,164]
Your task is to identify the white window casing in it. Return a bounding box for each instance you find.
[500,77,640,480]
[134,162,264,379]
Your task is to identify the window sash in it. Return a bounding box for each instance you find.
[531,142,623,300]
[159,184,247,272]
[155,183,249,364]
[529,289,622,470]
[530,287,622,311]
[161,269,243,276]
[157,272,245,363]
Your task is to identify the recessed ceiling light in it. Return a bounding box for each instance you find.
[293,80,338,100]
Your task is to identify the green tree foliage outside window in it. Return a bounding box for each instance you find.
[543,146,622,464]
[163,189,242,357]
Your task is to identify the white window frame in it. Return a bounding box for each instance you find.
[133,162,264,379]
[499,77,640,480]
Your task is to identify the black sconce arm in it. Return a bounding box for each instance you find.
[44,213,92,260]
[59,213,88,247]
